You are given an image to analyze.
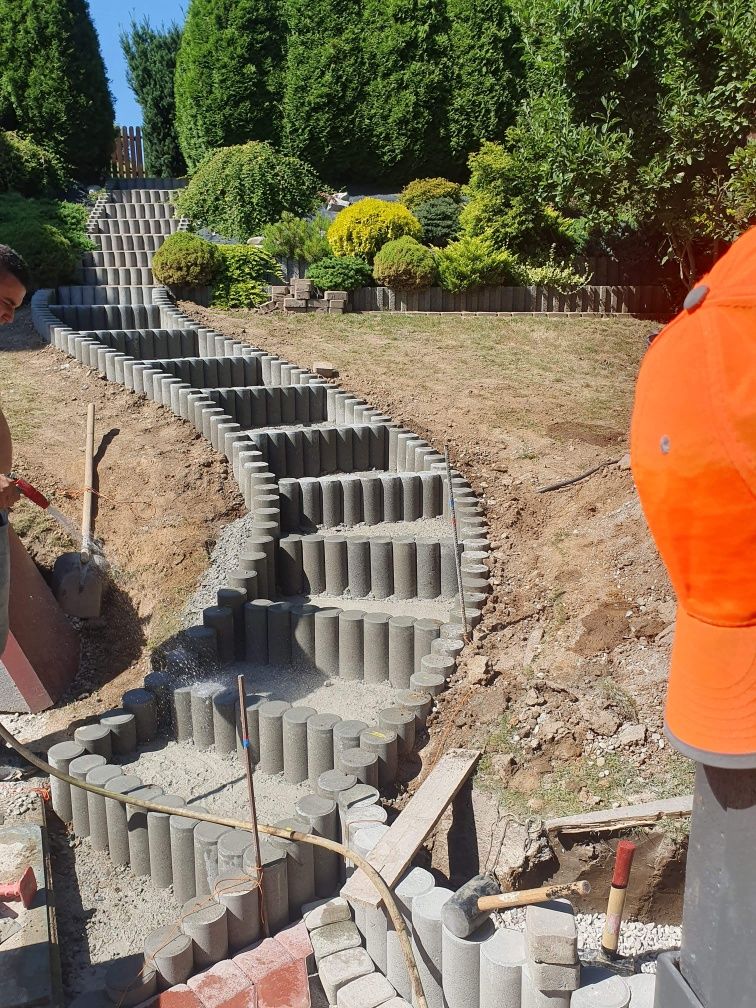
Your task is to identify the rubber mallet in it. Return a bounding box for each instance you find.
[442,873,591,938]
[0,866,37,909]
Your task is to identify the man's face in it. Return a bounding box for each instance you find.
[0,270,26,325]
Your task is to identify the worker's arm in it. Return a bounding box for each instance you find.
[0,407,22,510]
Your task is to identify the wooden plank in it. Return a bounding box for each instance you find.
[342,748,480,908]
[545,795,693,835]
[135,126,144,178]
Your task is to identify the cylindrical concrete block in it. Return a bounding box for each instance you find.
[363,612,390,684]
[268,602,293,666]
[105,954,157,1007]
[86,763,123,851]
[338,609,364,680]
[105,774,144,866]
[317,769,358,805]
[480,928,525,1008]
[144,926,193,991]
[395,689,434,726]
[415,619,442,674]
[212,688,238,755]
[300,477,322,528]
[401,474,422,521]
[410,670,446,697]
[69,754,106,836]
[217,830,254,875]
[411,887,454,1008]
[170,687,193,743]
[387,868,436,1000]
[338,783,380,814]
[291,604,317,667]
[182,896,228,969]
[353,426,371,470]
[442,920,496,1008]
[147,794,186,889]
[340,747,379,787]
[314,606,340,677]
[202,606,235,664]
[269,816,316,919]
[346,538,370,597]
[359,728,398,789]
[245,837,288,935]
[421,652,456,684]
[379,707,416,755]
[307,713,341,786]
[360,475,382,525]
[389,616,415,689]
[420,472,442,517]
[342,478,362,526]
[302,535,326,594]
[343,806,388,866]
[440,542,460,598]
[245,599,271,664]
[259,700,292,775]
[278,535,304,595]
[240,548,269,601]
[122,687,159,745]
[194,820,231,897]
[295,794,339,898]
[235,693,265,765]
[365,905,390,974]
[283,706,316,783]
[332,720,367,766]
[416,541,441,599]
[324,536,348,596]
[393,538,417,600]
[191,683,219,751]
[369,538,393,599]
[127,786,164,876]
[321,479,343,526]
[99,709,138,755]
[47,741,85,822]
[432,636,464,661]
[169,804,207,906]
[336,426,353,472]
[74,724,113,760]
[279,478,302,535]
[215,870,261,952]
[381,474,401,522]
[182,624,220,666]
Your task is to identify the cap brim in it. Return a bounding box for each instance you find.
[665,606,756,765]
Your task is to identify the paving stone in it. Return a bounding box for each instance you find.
[257,958,309,1008]
[336,971,396,1008]
[187,960,256,1008]
[528,959,580,993]
[276,920,315,972]
[525,900,577,965]
[310,920,362,965]
[302,897,351,931]
[134,985,204,1008]
[318,948,375,1004]
[627,974,655,1007]
[234,938,293,983]
[570,975,631,1008]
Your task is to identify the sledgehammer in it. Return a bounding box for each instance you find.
[0,866,37,909]
[441,873,591,938]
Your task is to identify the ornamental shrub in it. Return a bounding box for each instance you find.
[327,199,422,263]
[399,178,461,209]
[414,198,461,247]
[211,245,282,309]
[0,132,68,197]
[173,142,323,241]
[0,193,91,287]
[260,212,331,263]
[373,236,437,288]
[522,250,590,294]
[436,235,525,292]
[152,233,220,287]
[306,256,373,291]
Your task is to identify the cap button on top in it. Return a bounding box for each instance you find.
[683,284,710,312]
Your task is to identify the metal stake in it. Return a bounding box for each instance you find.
[237,674,269,937]
[445,446,469,641]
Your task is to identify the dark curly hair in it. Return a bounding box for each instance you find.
[0,244,30,289]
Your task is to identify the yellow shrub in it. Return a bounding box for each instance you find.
[327,198,422,262]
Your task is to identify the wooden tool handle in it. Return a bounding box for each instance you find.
[477,880,591,911]
[81,404,95,562]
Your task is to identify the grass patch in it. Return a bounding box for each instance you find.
[0,350,43,445]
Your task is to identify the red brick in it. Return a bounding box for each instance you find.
[274,923,313,967]
[235,939,294,984]
[257,959,309,1008]
[187,961,256,1008]
[134,985,203,1008]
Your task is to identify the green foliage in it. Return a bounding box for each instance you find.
[0,132,68,197]
[174,0,286,172]
[0,193,92,288]
[436,235,525,292]
[260,212,331,263]
[399,178,461,209]
[152,233,220,287]
[373,236,438,288]
[211,245,282,309]
[328,199,422,262]
[0,0,114,182]
[173,142,322,241]
[521,250,590,293]
[306,256,373,291]
[414,198,461,247]
[281,0,366,181]
[120,19,186,178]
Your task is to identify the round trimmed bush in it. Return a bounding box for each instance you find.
[306,256,373,291]
[373,236,438,289]
[152,233,220,287]
[173,142,323,241]
[399,178,461,209]
[436,235,525,293]
[0,132,68,197]
[0,220,76,288]
[414,197,461,247]
[327,198,422,263]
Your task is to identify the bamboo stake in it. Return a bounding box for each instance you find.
[444,445,469,640]
[237,673,268,936]
[81,404,95,564]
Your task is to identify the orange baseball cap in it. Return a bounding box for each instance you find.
[631,225,756,767]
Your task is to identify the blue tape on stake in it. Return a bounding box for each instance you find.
[243,738,250,748]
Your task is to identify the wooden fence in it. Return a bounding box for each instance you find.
[111,126,144,180]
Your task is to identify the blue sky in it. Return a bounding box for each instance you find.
[89,0,186,126]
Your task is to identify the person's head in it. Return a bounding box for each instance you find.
[0,244,30,325]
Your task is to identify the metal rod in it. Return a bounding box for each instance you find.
[81,403,95,563]
[445,445,469,640]
[237,673,268,937]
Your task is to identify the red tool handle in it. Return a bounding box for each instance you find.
[13,477,50,510]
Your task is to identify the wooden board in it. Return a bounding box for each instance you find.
[545,795,693,835]
[341,748,480,908]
